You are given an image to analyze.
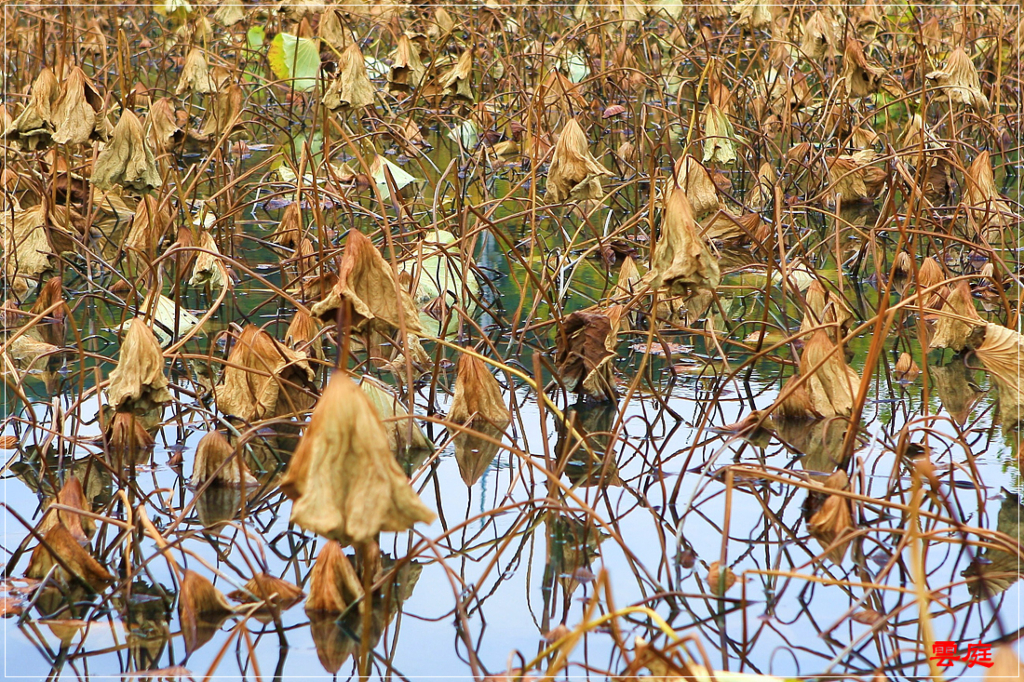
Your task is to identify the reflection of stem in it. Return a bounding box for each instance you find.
[909,465,943,681]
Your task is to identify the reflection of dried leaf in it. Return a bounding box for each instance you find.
[454,423,502,486]
[27,523,113,591]
[178,570,236,656]
[92,109,161,192]
[280,373,436,545]
[647,185,721,297]
[807,470,854,564]
[962,494,1023,599]
[705,561,736,595]
[323,43,375,111]
[215,325,316,422]
[449,354,510,428]
[305,540,363,613]
[930,360,984,426]
[545,119,609,203]
[928,282,982,352]
[554,309,620,402]
[191,431,257,487]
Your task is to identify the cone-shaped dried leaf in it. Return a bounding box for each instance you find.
[964,151,1017,228]
[92,109,161,192]
[270,202,303,249]
[800,10,840,59]
[545,119,609,203]
[388,35,426,94]
[731,0,771,29]
[894,352,920,382]
[285,309,323,360]
[673,155,720,216]
[27,523,113,591]
[613,255,642,300]
[216,325,316,422]
[52,67,105,145]
[310,230,427,364]
[107,319,172,414]
[799,280,854,342]
[926,47,990,112]
[745,161,776,210]
[800,330,860,418]
[973,323,1024,428]
[827,150,886,202]
[705,561,737,595]
[178,570,236,655]
[305,540,364,612]
[647,185,721,296]
[106,410,156,462]
[190,231,227,288]
[440,49,474,103]
[176,48,217,95]
[928,282,983,352]
[323,43,375,111]
[318,7,354,50]
[125,196,171,267]
[198,84,243,140]
[39,477,93,543]
[230,573,304,607]
[807,470,854,564]
[146,97,183,151]
[191,431,257,487]
[931,360,984,426]
[360,376,433,456]
[2,203,64,286]
[554,309,621,402]
[280,372,436,546]
[701,103,736,164]
[8,67,60,147]
[842,37,884,99]
[774,375,820,420]
[449,354,510,428]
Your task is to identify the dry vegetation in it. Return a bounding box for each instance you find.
[0,0,1022,679]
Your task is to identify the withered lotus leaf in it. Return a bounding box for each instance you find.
[673,155,720,217]
[214,0,247,26]
[646,185,721,296]
[388,35,426,94]
[964,151,1018,229]
[27,523,113,591]
[318,7,354,50]
[270,202,303,249]
[125,196,171,263]
[191,431,257,487]
[807,470,855,564]
[178,570,236,655]
[52,67,105,145]
[360,376,433,455]
[176,48,217,95]
[198,84,243,140]
[91,109,161,192]
[545,119,609,203]
[8,67,60,147]
[310,230,428,364]
[229,573,304,607]
[799,280,854,342]
[842,37,884,99]
[894,352,920,382]
[2,203,65,287]
[827,150,886,202]
[305,540,364,613]
[285,309,323,360]
[701,103,737,165]
[449,354,511,429]
[774,375,820,421]
[799,10,840,59]
[928,282,983,352]
[987,646,1024,679]
[926,47,990,112]
[106,410,156,461]
[705,561,737,595]
[323,43,376,111]
[107,319,171,414]
[800,330,860,418]
[701,210,764,246]
[190,231,228,289]
[731,0,771,29]
[440,49,475,103]
[973,323,1024,427]
[554,309,622,402]
[613,255,642,300]
[146,97,183,151]
[280,372,436,546]
[39,477,94,543]
[216,325,316,422]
